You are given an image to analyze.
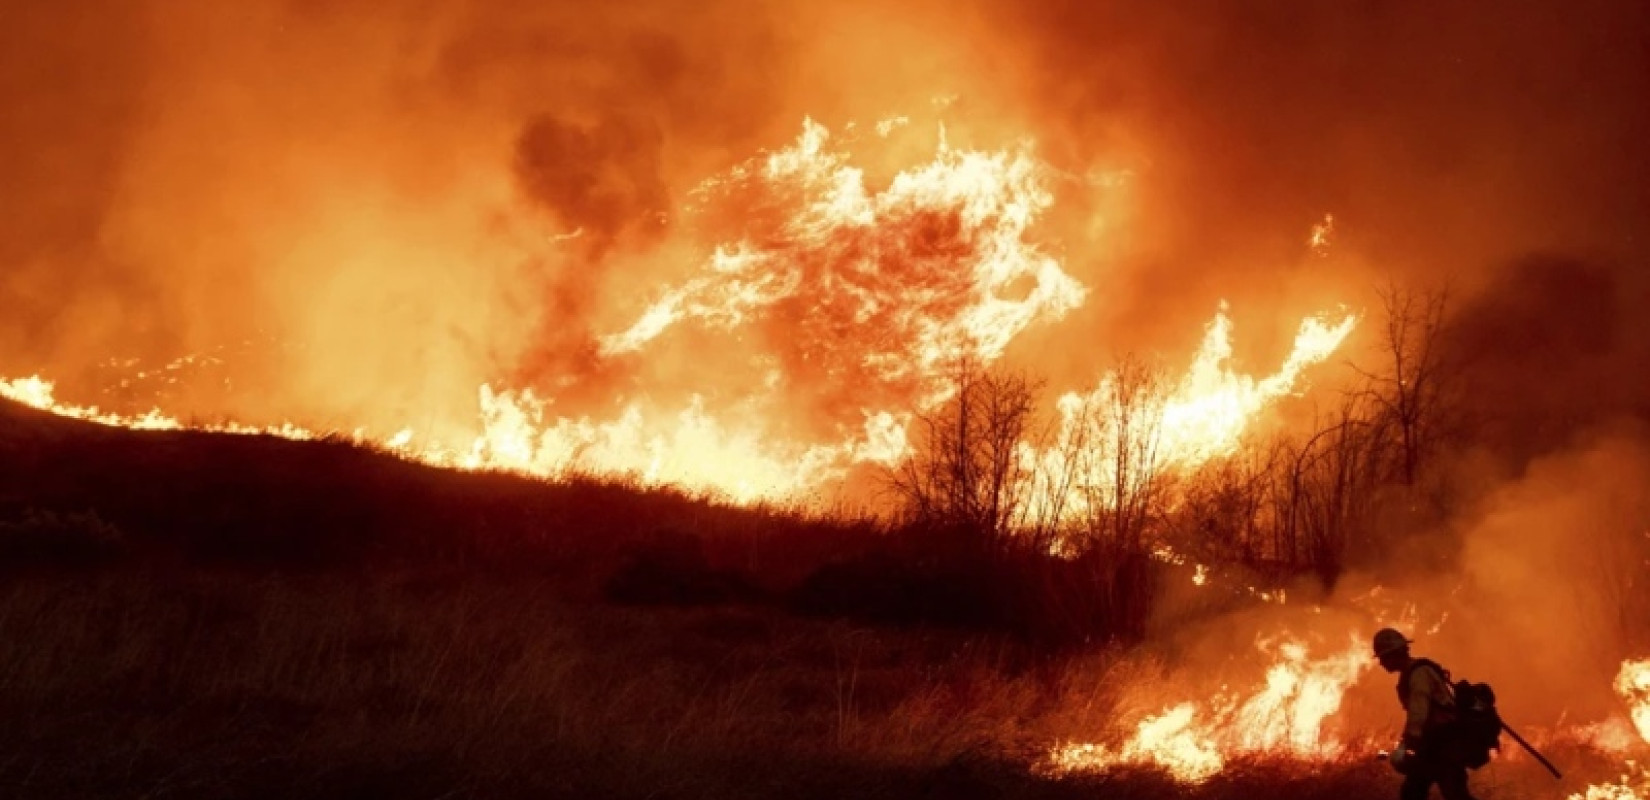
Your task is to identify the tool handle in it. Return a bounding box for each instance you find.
[1501,721,1562,780]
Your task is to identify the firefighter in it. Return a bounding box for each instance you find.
[1374,627,1476,800]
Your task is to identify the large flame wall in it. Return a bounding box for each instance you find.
[5,0,1648,481]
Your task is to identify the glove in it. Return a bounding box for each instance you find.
[1388,742,1416,774]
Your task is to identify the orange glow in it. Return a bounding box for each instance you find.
[1,376,183,431]
[1310,212,1335,256]
[1045,633,1369,783]
[1573,659,1650,800]
[1617,658,1650,744]
[1020,307,1357,526]
[1577,781,1650,800]
[602,117,1087,392]
[4,3,1646,795]
[1,118,1358,512]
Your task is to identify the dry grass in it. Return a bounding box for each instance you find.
[0,569,1036,798]
[0,567,1561,800]
[0,400,1626,798]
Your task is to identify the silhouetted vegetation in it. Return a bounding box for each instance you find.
[2,275,1647,798]
[0,566,1436,800]
[0,506,126,567]
[878,284,1493,600]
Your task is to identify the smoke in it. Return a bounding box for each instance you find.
[1452,427,1650,722]
[513,113,668,254]
[1381,254,1650,725]
[984,0,1650,374]
[1448,255,1650,464]
[990,1,1650,734]
[7,0,1650,772]
[0,0,804,430]
[3,0,1647,463]
[1295,424,1650,739]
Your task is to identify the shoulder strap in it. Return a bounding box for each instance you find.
[1400,658,1454,700]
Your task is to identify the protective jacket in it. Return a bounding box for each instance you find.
[1397,658,1458,745]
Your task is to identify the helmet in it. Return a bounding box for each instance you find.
[1373,627,1412,658]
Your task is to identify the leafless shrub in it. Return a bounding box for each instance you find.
[1168,437,1284,566]
[885,358,1042,547]
[1277,394,1385,587]
[1057,355,1172,558]
[1357,281,1461,487]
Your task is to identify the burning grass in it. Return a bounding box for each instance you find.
[0,570,1438,800]
[3,566,1630,799]
[1,399,1648,798]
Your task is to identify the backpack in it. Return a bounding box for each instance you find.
[1398,659,1504,769]
[1448,678,1504,769]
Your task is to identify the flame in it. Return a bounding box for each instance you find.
[3,306,1357,509]
[1052,703,1225,783]
[526,117,1090,499]
[1,376,183,431]
[1163,307,1357,466]
[1020,306,1357,525]
[1,120,1357,515]
[602,117,1086,396]
[1310,212,1335,256]
[1573,658,1650,800]
[461,387,853,502]
[1576,783,1649,800]
[1045,633,1369,783]
[1617,658,1650,744]
[1230,636,1368,754]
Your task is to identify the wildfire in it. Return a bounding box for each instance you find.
[1162,308,1356,466]
[0,117,1358,512]
[1618,658,1650,744]
[601,118,1086,399]
[0,375,313,438]
[1310,213,1335,256]
[1019,307,1358,526]
[1045,633,1370,783]
[461,387,855,502]
[1,376,183,431]
[1574,659,1650,800]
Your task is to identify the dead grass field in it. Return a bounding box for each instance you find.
[0,399,1634,798]
[0,568,1426,800]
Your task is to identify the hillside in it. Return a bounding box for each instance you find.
[0,396,880,586]
[0,398,1616,799]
